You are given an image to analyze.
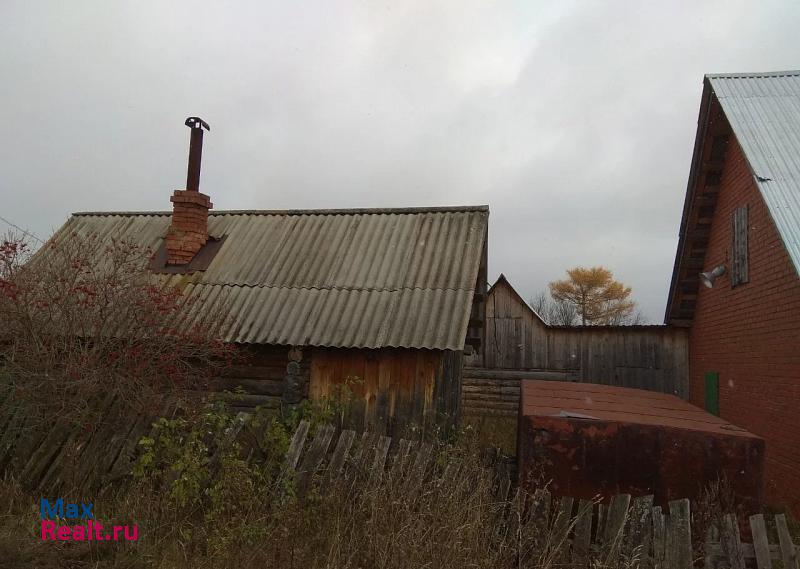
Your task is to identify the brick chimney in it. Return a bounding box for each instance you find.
[165,117,213,265]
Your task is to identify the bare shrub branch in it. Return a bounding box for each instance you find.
[0,232,236,428]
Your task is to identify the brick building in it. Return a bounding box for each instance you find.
[666,71,800,513]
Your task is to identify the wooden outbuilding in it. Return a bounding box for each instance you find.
[46,119,489,436]
[467,274,689,395]
[49,204,488,436]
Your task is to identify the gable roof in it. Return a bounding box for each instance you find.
[666,71,800,324]
[50,206,489,350]
[488,274,549,325]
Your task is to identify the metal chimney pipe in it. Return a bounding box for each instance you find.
[184,117,210,192]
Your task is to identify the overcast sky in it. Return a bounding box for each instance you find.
[1,1,799,322]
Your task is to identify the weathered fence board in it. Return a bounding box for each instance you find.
[0,393,172,494]
[297,424,335,491]
[777,514,800,569]
[653,506,666,569]
[667,499,692,569]
[327,429,355,479]
[721,514,746,569]
[283,419,310,472]
[573,499,593,566]
[604,493,631,546]
[370,435,391,481]
[750,514,772,569]
[702,512,800,569]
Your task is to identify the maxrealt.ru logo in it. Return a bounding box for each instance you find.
[40,499,138,541]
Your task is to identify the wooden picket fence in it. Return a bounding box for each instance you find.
[705,513,799,569]
[284,421,799,569]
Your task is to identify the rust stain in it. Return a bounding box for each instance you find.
[518,380,765,513]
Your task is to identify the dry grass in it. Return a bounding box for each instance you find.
[0,424,645,569]
[461,414,518,455]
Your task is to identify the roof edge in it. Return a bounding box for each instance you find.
[72,205,490,217]
[664,79,715,324]
[706,70,800,79]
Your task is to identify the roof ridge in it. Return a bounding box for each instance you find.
[179,282,477,294]
[73,205,490,217]
[706,70,800,79]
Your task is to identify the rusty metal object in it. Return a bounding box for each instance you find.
[518,380,765,512]
[184,117,210,192]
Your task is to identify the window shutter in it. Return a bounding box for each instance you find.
[731,206,749,287]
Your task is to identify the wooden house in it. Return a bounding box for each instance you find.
[46,120,489,436]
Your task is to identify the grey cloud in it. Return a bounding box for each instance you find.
[2,0,799,321]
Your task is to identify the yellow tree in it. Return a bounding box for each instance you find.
[549,266,636,325]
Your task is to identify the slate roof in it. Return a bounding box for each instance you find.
[50,206,489,350]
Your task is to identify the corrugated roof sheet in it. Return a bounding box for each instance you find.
[707,71,800,275]
[49,206,488,350]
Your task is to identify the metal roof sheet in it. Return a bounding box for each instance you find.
[50,206,488,350]
[707,71,800,275]
[520,380,759,437]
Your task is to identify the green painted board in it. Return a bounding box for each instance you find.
[705,372,719,416]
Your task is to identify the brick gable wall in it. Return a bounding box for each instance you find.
[689,137,800,513]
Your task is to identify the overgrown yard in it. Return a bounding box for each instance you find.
[3,396,795,569]
[0,401,594,569]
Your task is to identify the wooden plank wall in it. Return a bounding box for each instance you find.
[217,345,462,436]
[466,278,690,398]
[544,327,690,396]
[309,348,459,437]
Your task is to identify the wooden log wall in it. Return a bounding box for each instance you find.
[461,368,575,418]
[213,345,305,413]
